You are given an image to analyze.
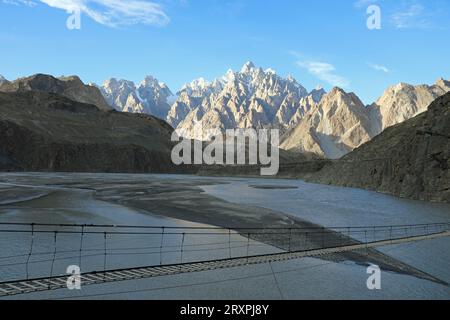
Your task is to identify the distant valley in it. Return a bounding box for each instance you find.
[0,66,448,202]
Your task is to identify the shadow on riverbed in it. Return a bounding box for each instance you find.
[249,185,299,190]
[0,173,448,286]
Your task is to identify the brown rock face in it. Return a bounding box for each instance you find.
[307,92,450,203]
[368,79,450,133]
[281,87,375,159]
[0,74,112,111]
[0,91,179,173]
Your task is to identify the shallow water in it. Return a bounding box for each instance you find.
[0,175,277,283]
[0,172,449,299]
[201,178,450,227]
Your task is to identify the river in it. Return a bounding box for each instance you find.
[0,172,449,299]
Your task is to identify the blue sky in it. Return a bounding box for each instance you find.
[0,0,449,104]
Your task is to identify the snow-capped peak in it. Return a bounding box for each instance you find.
[99,75,173,119]
[240,61,256,73]
[181,77,210,92]
[223,69,236,82]
[167,61,312,137]
[140,75,159,87]
[159,82,169,88]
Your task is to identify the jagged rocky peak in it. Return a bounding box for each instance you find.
[99,75,173,119]
[103,78,135,91]
[100,78,137,111]
[369,78,450,133]
[281,78,450,159]
[241,61,256,73]
[140,75,172,94]
[308,92,450,202]
[0,75,8,86]
[101,77,133,93]
[180,77,213,96]
[140,75,158,86]
[286,74,296,83]
[168,62,311,138]
[309,86,326,103]
[436,77,450,90]
[280,86,374,159]
[138,76,173,103]
[313,87,370,122]
[326,87,362,105]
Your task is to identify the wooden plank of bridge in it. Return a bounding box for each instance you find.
[0,230,449,298]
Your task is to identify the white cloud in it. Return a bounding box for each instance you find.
[390,3,429,29]
[2,0,36,6]
[44,0,169,27]
[368,63,389,73]
[3,0,170,27]
[292,54,350,88]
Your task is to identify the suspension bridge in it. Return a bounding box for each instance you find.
[0,221,449,297]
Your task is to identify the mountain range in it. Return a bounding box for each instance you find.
[306,91,450,202]
[0,70,448,202]
[167,62,323,140]
[98,76,175,119]
[2,64,449,160]
[97,62,449,159]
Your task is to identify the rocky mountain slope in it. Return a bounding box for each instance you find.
[99,76,174,119]
[163,62,448,160]
[281,78,450,159]
[167,62,325,140]
[4,71,448,162]
[369,78,450,133]
[306,92,450,202]
[0,75,7,86]
[0,74,111,111]
[0,90,177,173]
[280,87,376,159]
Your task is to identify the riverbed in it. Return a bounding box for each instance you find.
[0,172,449,299]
